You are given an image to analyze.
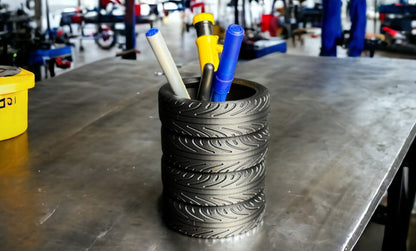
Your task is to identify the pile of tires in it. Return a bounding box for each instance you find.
[158,78,270,238]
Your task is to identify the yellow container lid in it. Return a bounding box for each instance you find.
[193,13,215,25]
[0,66,35,94]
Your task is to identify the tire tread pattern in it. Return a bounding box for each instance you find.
[158,79,270,119]
[159,78,269,238]
[162,163,265,206]
[158,79,270,138]
[160,118,268,138]
[162,127,269,156]
[162,150,267,173]
[164,191,265,238]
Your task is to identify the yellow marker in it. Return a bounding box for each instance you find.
[193,13,222,72]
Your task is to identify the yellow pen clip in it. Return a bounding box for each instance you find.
[216,44,223,53]
[193,13,220,72]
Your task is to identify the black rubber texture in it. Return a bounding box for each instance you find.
[162,162,265,206]
[161,126,269,160]
[159,78,270,238]
[94,32,116,49]
[163,191,265,239]
[159,117,269,138]
[161,148,267,173]
[159,78,270,138]
[159,78,270,119]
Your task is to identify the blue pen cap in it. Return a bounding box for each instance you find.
[216,24,244,82]
[211,24,244,100]
[146,28,159,37]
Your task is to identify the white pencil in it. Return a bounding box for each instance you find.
[146,28,190,99]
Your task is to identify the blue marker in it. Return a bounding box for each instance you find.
[211,24,244,102]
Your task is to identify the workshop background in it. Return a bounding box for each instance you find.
[1,0,416,250]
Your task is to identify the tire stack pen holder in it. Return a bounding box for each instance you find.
[159,78,270,239]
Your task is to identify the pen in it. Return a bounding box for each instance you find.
[193,13,222,72]
[211,24,244,102]
[197,63,214,101]
[146,28,190,99]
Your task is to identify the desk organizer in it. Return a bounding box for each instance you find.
[159,78,270,238]
[0,66,35,141]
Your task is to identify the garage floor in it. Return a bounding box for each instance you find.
[49,11,416,251]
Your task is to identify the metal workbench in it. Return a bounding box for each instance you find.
[1,54,416,250]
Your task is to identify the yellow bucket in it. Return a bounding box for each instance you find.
[0,66,35,141]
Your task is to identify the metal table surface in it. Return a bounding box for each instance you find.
[1,54,416,250]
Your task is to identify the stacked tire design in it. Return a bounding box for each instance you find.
[159,78,270,239]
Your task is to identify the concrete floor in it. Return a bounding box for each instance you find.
[51,11,416,251]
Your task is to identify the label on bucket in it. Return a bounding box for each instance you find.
[0,96,17,109]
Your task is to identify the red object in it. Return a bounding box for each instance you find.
[261,14,272,32]
[269,16,279,37]
[260,14,279,36]
[379,13,386,22]
[190,0,205,13]
[71,14,82,24]
[382,26,399,36]
[135,4,141,16]
[100,0,122,8]
[101,25,112,32]
[55,57,71,69]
